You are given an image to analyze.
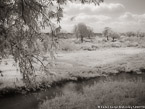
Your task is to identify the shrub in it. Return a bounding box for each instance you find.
[59,39,78,51]
[111,42,122,48]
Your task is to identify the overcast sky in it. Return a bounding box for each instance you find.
[59,0,145,33]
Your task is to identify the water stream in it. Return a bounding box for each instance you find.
[0,73,145,109]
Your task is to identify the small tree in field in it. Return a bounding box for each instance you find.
[109,31,120,42]
[102,27,111,41]
[73,23,94,43]
[78,23,88,43]
[103,27,120,42]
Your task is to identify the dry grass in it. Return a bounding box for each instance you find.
[58,36,145,51]
[39,80,145,109]
[0,48,145,89]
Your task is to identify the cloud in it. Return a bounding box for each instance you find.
[70,14,111,25]
[41,2,145,33]
[119,12,145,23]
[60,13,111,32]
[64,2,125,16]
[101,12,145,32]
[59,2,126,32]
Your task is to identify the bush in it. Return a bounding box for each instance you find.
[59,39,78,51]
[126,42,138,47]
[138,37,145,48]
[109,32,120,42]
[111,42,122,48]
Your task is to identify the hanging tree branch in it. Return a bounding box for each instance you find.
[0,0,103,86]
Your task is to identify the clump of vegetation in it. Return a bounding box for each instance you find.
[102,27,111,41]
[59,39,79,51]
[102,27,120,42]
[73,23,94,43]
[126,31,137,37]
[39,80,145,109]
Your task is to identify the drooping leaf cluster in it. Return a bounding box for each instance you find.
[0,0,103,85]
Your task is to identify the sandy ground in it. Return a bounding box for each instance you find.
[0,47,145,88]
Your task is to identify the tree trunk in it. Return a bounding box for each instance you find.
[88,34,91,39]
[112,37,115,42]
[107,35,109,41]
[81,35,83,43]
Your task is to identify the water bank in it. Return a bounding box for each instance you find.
[0,73,145,109]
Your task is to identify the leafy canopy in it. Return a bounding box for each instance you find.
[74,23,94,42]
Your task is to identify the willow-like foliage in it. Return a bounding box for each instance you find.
[0,0,103,86]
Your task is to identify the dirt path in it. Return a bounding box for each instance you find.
[0,47,145,88]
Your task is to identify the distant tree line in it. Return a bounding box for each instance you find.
[126,31,145,37]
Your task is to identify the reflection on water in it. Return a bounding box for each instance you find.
[0,73,145,109]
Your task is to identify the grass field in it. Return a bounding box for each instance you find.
[0,47,145,89]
